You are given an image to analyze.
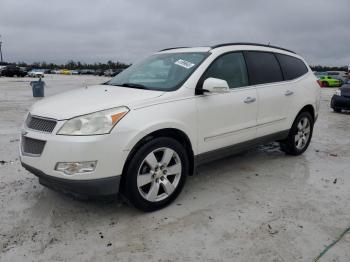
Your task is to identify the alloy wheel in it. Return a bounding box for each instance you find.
[294,117,311,150]
[137,147,182,202]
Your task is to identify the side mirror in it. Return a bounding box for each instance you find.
[202,77,230,94]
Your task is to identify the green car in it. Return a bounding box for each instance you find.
[318,76,341,87]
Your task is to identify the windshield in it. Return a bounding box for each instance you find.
[106,52,209,91]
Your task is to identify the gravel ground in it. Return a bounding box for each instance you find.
[0,75,349,262]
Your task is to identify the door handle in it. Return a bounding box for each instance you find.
[285,90,294,96]
[244,97,256,103]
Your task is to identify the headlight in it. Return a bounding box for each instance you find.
[335,89,341,96]
[57,106,129,135]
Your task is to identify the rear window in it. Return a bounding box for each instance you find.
[276,54,308,80]
[245,51,283,85]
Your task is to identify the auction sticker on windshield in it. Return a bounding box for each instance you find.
[175,59,195,69]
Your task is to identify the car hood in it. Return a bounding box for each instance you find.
[30,85,165,120]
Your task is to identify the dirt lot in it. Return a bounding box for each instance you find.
[0,75,349,261]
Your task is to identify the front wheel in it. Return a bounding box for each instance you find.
[122,137,188,211]
[280,111,314,155]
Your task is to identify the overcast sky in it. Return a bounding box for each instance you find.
[0,0,349,66]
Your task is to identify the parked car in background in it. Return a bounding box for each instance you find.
[318,76,341,87]
[314,71,327,78]
[104,69,114,77]
[112,68,124,76]
[94,69,105,76]
[71,70,80,75]
[42,69,51,74]
[51,69,61,74]
[28,69,45,78]
[104,68,124,77]
[20,67,29,75]
[1,65,27,77]
[20,43,320,211]
[80,69,95,75]
[60,69,71,75]
[327,71,348,86]
[331,80,350,112]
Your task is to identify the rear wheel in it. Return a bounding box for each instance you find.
[280,111,314,155]
[122,137,188,211]
[333,108,342,113]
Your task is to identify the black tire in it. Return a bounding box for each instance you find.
[333,108,341,113]
[280,111,314,156]
[122,137,189,212]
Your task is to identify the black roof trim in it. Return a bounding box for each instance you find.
[159,47,191,52]
[211,42,296,54]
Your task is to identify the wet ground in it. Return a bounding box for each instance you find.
[0,75,349,261]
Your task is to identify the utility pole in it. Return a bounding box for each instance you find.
[0,35,3,63]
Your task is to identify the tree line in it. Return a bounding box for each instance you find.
[0,60,348,72]
[310,65,348,72]
[0,60,130,70]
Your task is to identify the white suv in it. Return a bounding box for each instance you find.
[20,43,320,211]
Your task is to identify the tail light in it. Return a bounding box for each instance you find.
[317,80,322,87]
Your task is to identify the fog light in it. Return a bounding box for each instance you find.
[55,161,97,175]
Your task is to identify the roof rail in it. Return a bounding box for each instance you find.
[159,47,191,52]
[211,42,296,54]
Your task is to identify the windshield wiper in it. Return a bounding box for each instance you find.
[120,83,148,89]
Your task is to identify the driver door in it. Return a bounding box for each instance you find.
[196,52,258,155]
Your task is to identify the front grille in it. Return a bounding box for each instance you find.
[26,114,57,133]
[22,136,46,156]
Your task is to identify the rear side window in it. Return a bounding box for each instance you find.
[276,54,308,80]
[245,51,283,85]
[202,52,249,89]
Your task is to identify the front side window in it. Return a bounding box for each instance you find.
[276,54,308,80]
[202,52,249,88]
[245,51,283,85]
[107,52,209,91]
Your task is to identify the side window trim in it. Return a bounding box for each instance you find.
[273,52,286,81]
[195,51,250,94]
[242,51,252,85]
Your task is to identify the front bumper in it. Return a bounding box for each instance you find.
[22,162,121,196]
[20,120,131,180]
[327,82,341,87]
[331,95,350,110]
[19,116,138,197]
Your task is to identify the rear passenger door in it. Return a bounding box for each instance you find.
[245,51,291,137]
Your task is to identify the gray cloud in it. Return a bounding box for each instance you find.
[0,0,349,66]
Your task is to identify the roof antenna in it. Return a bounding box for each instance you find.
[267,42,271,46]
